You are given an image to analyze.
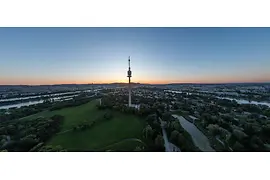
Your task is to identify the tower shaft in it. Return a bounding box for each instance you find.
[127,56,132,107]
[128,79,131,107]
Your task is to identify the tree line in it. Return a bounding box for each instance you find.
[0,115,65,152]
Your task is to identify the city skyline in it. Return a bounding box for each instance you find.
[1,27,270,85]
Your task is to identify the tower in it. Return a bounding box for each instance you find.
[127,56,132,107]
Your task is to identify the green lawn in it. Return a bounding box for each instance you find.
[97,139,145,152]
[22,99,145,151]
[49,113,145,151]
[21,100,102,131]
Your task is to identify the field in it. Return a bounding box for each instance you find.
[22,99,146,151]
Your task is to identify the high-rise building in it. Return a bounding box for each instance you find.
[127,56,132,107]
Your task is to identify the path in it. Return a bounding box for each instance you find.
[94,138,146,151]
[1,135,11,148]
[172,114,215,152]
[158,117,171,152]
[159,117,181,152]
[169,142,181,152]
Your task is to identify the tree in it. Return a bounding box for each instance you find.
[249,135,265,151]
[169,130,180,143]
[262,124,270,137]
[51,114,65,122]
[207,124,220,136]
[143,125,154,140]
[155,135,164,149]
[232,141,245,151]
[104,111,113,120]
[218,127,229,140]
[138,104,151,116]
[201,113,212,126]
[172,103,179,110]
[146,114,156,124]
[170,121,182,132]
[0,127,6,135]
[218,119,231,130]
[18,137,39,151]
[29,142,44,152]
[176,133,186,149]
[134,146,142,152]
[7,124,16,135]
[39,145,67,152]
[233,129,248,141]
[162,112,172,122]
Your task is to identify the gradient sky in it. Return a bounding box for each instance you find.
[0,27,270,85]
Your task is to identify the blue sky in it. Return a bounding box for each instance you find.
[0,27,270,85]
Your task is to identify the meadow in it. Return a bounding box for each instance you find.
[22,99,145,151]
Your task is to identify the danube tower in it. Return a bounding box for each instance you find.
[127,56,132,107]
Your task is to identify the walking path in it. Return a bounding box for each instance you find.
[1,135,11,148]
[158,117,181,152]
[172,115,215,152]
[95,138,146,151]
[169,142,181,152]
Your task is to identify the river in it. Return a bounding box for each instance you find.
[0,91,82,102]
[172,114,215,152]
[165,90,270,107]
[0,95,78,110]
[0,89,100,110]
[217,97,270,107]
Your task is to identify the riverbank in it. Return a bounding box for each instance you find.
[172,114,215,152]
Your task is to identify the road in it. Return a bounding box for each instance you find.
[172,115,215,152]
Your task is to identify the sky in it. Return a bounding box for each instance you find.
[0,27,270,85]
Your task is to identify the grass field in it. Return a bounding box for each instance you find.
[22,99,146,151]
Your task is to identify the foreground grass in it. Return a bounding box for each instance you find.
[22,100,145,151]
[21,100,102,131]
[48,112,145,151]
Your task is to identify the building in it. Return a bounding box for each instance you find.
[127,56,132,107]
[127,56,140,110]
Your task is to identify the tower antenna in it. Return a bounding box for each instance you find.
[128,56,131,68]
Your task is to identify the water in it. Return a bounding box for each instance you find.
[165,90,192,95]
[0,91,82,102]
[0,101,44,109]
[165,90,270,107]
[0,94,80,110]
[172,115,215,152]
[165,90,183,93]
[217,97,270,107]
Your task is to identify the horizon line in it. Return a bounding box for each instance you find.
[0,81,269,86]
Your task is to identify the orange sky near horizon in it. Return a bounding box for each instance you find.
[1,75,269,85]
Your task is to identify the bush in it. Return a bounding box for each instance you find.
[104,112,113,120]
[232,141,245,151]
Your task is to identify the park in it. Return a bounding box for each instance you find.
[20,99,146,151]
[1,90,202,152]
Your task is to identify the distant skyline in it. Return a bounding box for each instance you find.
[0,27,270,85]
